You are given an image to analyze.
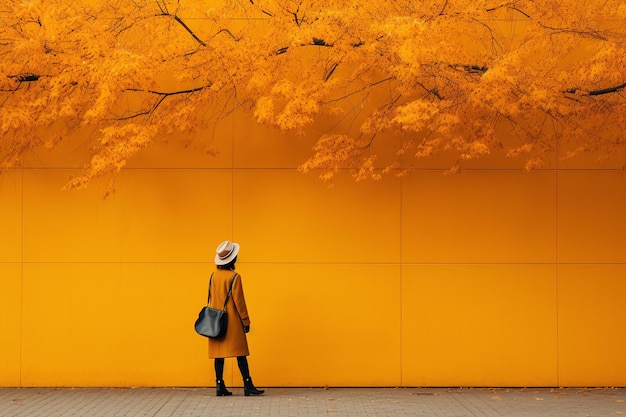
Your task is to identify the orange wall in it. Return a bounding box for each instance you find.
[1,111,625,387]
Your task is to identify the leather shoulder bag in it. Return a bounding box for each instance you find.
[194,272,237,339]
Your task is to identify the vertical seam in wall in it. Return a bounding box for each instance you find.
[399,174,403,387]
[555,150,560,387]
[230,99,236,384]
[20,166,24,387]
[232,101,235,240]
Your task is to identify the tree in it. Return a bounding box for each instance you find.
[1,0,625,190]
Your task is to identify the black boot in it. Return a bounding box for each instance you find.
[216,380,232,397]
[243,377,264,396]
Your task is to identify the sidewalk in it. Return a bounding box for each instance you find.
[0,387,624,417]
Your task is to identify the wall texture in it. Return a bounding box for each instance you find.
[1,110,625,387]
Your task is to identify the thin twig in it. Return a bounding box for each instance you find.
[321,77,395,105]
[118,85,210,120]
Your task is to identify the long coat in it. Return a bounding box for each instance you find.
[207,269,251,359]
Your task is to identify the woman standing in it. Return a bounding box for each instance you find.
[209,240,264,397]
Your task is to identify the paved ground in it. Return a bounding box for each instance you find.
[0,387,624,417]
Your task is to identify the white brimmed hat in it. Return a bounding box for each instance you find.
[215,240,240,265]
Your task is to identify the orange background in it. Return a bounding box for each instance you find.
[1,105,625,388]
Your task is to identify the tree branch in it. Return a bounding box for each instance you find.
[589,82,626,96]
[1,74,42,106]
[324,62,339,82]
[321,77,395,105]
[425,0,449,21]
[486,1,531,19]
[275,37,362,55]
[8,73,40,82]
[155,3,207,47]
[172,15,206,46]
[248,0,274,16]
[448,64,488,74]
[211,28,241,42]
[118,85,211,120]
[537,24,607,40]
[565,82,626,96]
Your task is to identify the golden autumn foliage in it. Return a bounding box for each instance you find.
[1,0,625,187]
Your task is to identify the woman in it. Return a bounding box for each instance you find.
[209,240,264,397]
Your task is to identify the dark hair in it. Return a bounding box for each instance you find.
[217,256,237,270]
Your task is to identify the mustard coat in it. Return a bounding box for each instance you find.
[207,269,251,359]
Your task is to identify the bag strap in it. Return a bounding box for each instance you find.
[208,272,237,311]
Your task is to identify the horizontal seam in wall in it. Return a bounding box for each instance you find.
[13,261,626,265]
[12,167,626,172]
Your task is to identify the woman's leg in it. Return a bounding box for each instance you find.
[236,356,250,379]
[214,358,232,396]
[214,358,225,380]
[237,356,264,396]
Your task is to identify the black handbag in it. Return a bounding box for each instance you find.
[195,272,236,339]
